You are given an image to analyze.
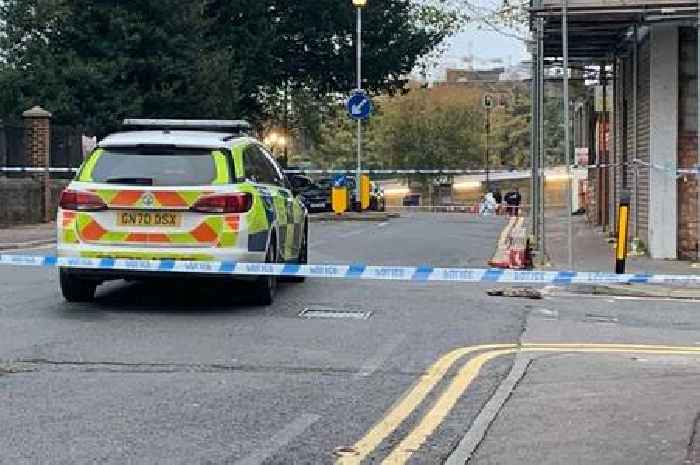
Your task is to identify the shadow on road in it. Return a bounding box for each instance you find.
[60,278,295,314]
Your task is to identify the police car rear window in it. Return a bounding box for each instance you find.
[87,147,223,186]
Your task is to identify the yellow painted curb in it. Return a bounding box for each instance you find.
[336,342,700,465]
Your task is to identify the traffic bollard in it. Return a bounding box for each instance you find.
[615,194,631,274]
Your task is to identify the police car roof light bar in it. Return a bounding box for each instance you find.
[122,119,251,134]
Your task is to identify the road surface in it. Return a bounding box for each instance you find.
[1,213,699,465]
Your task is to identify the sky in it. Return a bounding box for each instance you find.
[430,0,529,79]
[446,26,528,66]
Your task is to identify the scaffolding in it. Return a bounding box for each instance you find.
[528,0,700,267]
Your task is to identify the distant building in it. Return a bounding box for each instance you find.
[435,64,529,107]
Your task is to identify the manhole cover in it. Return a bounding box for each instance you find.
[299,307,372,320]
[585,313,618,323]
[534,308,559,320]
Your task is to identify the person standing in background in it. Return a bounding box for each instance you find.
[492,189,503,215]
[504,186,521,216]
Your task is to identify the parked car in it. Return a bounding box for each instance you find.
[402,193,421,207]
[299,178,333,212]
[57,119,309,305]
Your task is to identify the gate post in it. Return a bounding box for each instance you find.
[22,106,52,222]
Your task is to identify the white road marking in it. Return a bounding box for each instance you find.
[356,334,406,378]
[377,222,388,228]
[234,413,321,465]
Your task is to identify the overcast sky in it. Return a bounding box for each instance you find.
[447,26,527,65]
[435,0,528,70]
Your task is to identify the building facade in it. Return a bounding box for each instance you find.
[532,1,699,259]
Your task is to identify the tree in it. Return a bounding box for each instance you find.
[0,0,212,132]
[489,85,530,169]
[0,0,458,131]
[308,85,532,174]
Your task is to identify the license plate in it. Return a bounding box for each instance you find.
[117,211,182,227]
[311,203,325,208]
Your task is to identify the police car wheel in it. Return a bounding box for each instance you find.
[285,225,307,283]
[59,269,97,303]
[251,239,277,306]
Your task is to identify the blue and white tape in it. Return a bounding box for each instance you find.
[4,164,700,178]
[2,254,700,285]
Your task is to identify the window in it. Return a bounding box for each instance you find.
[258,146,287,187]
[244,145,283,186]
[85,147,224,186]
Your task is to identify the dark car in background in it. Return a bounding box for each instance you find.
[299,178,333,212]
[403,193,421,207]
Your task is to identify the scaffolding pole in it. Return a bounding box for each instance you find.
[563,0,573,269]
[697,3,699,260]
[601,63,608,230]
[538,17,547,264]
[611,60,618,234]
[632,24,640,244]
[530,46,540,247]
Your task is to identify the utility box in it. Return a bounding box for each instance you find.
[332,187,347,214]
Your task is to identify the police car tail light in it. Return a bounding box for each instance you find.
[191,193,252,214]
[59,190,107,212]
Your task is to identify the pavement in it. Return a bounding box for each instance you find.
[0,222,55,250]
[2,212,700,465]
[544,209,698,276]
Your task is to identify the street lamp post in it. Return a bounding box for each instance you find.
[353,0,366,210]
[264,132,286,162]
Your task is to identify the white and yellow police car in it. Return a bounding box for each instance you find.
[57,119,308,305]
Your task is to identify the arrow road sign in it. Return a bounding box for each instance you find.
[347,91,373,120]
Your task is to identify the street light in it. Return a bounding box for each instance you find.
[352,0,366,210]
[264,132,286,158]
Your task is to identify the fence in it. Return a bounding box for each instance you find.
[0,124,85,171]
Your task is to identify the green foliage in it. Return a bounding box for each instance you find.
[0,0,458,132]
[490,85,530,168]
[309,86,532,172]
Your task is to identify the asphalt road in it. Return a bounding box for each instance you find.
[2,212,700,465]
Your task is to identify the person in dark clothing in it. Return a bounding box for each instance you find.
[504,186,522,216]
[492,190,503,215]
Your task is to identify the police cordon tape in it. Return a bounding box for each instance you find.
[2,254,700,285]
[3,163,699,177]
[0,167,529,175]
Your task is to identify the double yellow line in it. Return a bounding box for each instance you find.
[335,342,700,465]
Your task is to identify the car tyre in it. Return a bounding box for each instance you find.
[250,238,277,306]
[285,223,307,283]
[59,269,97,303]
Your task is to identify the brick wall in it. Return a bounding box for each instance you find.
[678,132,698,259]
[0,179,69,226]
[678,28,698,259]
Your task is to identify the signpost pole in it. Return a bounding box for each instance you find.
[486,107,491,189]
[483,94,494,192]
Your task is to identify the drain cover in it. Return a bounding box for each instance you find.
[585,313,618,323]
[299,307,372,320]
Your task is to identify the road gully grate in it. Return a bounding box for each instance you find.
[584,313,618,324]
[299,307,372,320]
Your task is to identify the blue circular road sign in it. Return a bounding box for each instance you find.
[347,91,373,121]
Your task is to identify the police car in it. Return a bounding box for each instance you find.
[57,119,309,305]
